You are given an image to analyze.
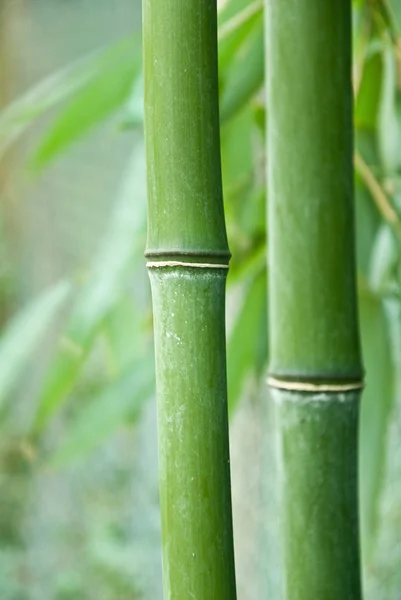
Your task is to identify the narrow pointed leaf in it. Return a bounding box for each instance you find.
[359,289,395,560]
[31,36,142,169]
[33,149,147,431]
[227,268,267,413]
[0,280,71,409]
[47,357,155,469]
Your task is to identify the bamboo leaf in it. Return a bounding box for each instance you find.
[103,294,149,374]
[33,147,147,431]
[0,281,71,409]
[369,224,399,295]
[31,36,142,169]
[354,131,383,277]
[355,50,382,130]
[0,52,100,161]
[220,26,264,123]
[378,43,401,175]
[385,0,401,33]
[227,268,267,413]
[359,288,395,560]
[0,37,140,163]
[47,357,155,469]
[218,0,263,73]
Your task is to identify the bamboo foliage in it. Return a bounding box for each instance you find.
[143,0,237,597]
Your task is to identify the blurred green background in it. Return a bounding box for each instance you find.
[0,0,401,598]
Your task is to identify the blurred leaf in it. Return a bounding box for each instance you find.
[227,268,267,413]
[220,26,264,123]
[0,37,139,163]
[33,146,147,432]
[240,187,266,240]
[103,293,150,375]
[119,75,144,129]
[32,36,142,169]
[378,43,401,175]
[221,105,254,192]
[228,243,265,286]
[355,179,382,278]
[369,224,400,295]
[47,356,155,469]
[355,49,382,129]
[0,52,100,161]
[0,281,71,410]
[354,130,389,277]
[385,0,401,33]
[218,0,254,23]
[218,0,263,73]
[359,287,396,562]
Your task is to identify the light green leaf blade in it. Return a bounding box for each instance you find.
[385,0,401,33]
[227,268,267,414]
[33,146,147,431]
[0,280,71,409]
[103,293,150,374]
[355,50,382,130]
[0,37,139,162]
[0,52,99,161]
[218,0,263,73]
[31,36,142,169]
[354,130,382,278]
[369,224,399,295]
[47,356,155,469]
[220,25,264,123]
[359,288,395,562]
[378,43,401,175]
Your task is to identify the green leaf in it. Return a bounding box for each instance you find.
[47,357,155,469]
[228,243,265,286]
[378,43,401,175]
[227,268,267,413]
[0,281,71,410]
[103,293,151,374]
[33,147,147,431]
[359,288,396,561]
[385,0,401,33]
[219,25,264,123]
[31,36,142,169]
[355,49,382,130]
[0,51,100,161]
[369,224,399,295]
[218,0,263,73]
[354,130,382,278]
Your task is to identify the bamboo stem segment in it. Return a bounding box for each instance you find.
[272,389,361,599]
[143,0,237,597]
[266,0,363,597]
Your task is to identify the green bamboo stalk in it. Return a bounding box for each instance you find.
[143,1,237,598]
[266,1,364,598]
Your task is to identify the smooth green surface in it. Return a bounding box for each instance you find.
[266,0,362,381]
[144,0,236,597]
[150,267,236,599]
[273,390,361,599]
[266,1,364,597]
[144,0,229,259]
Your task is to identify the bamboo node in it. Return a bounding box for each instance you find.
[267,376,364,393]
[146,260,229,269]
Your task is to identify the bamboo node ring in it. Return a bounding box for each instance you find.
[267,376,364,393]
[146,260,229,269]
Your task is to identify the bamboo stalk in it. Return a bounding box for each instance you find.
[266,1,363,598]
[143,1,237,598]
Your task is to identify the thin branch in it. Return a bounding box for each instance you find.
[218,0,263,42]
[354,150,401,229]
